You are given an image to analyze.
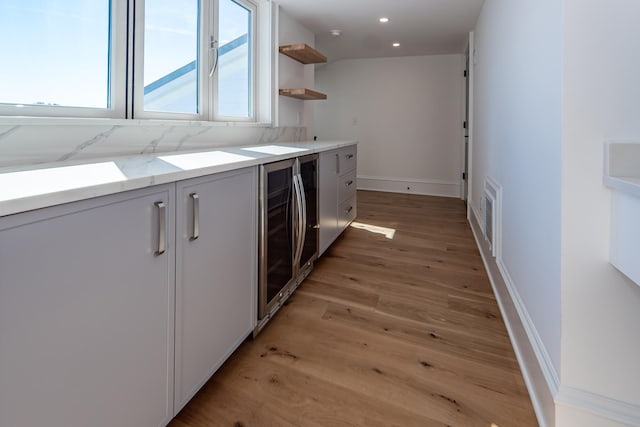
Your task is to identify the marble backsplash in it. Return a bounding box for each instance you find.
[0,121,308,169]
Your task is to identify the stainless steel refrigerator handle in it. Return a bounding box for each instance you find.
[297,174,307,264]
[292,173,304,266]
[154,201,166,256]
[189,193,199,241]
[298,175,306,265]
[292,174,300,264]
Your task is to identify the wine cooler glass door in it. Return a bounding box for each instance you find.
[299,155,318,269]
[260,160,295,318]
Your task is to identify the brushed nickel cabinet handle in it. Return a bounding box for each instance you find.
[345,180,354,187]
[345,206,353,214]
[189,193,199,241]
[345,153,354,159]
[154,201,166,256]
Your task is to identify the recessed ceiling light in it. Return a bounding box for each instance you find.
[379,17,390,23]
[330,29,342,37]
[392,42,400,47]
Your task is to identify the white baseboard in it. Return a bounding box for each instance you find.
[469,210,556,427]
[469,209,640,427]
[556,385,640,426]
[357,175,460,198]
[495,256,560,394]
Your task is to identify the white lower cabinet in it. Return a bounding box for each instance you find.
[0,185,175,427]
[319,149,340,254]
[174,167,257,412]
[0,150,350,425]
[319,144,357,255]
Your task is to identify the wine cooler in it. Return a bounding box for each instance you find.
[256,154,318,333]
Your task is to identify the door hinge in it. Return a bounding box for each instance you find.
[463,121,467,129]
[462,172,467,180]
[464,70,467,78]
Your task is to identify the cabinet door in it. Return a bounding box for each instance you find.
[339,145,357,174]
[0,185,175,427]
[175,167,257,411]
[339,194,358,231]
[338,169,357,204]
[319,149,340,255]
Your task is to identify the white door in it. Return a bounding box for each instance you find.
[0,185,175,427]
[174,167,257,411]
[463,47,470,202]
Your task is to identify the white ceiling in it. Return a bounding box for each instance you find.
[275,0,485,62]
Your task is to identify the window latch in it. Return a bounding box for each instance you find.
[209,36,219,77]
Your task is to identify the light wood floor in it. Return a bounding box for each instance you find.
[169,190,538,427]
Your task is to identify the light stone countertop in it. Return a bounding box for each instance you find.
[0,140,357,217]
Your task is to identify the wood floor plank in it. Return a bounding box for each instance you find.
[170,190,538,427]
[268,294,532,415]
[216,352,447,427]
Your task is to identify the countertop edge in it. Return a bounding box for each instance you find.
[0,141,357,217]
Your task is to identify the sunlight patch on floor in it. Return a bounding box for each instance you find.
[350,221,396,239]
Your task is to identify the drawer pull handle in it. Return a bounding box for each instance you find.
[345,154,354,159]
[345,206,353,214]
[154,201,166,256]
[189,193,199,241]
[345,180,354,187]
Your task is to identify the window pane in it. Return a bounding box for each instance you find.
[0,1,110,109]
[217,0,252,118]
[144,0,199,114]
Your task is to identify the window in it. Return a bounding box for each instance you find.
[0,0,266,122]
[142,0,200,115]
[0,0,126,117]
[215,0,254,119]
[135,0,257,121]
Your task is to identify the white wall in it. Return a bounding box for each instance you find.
[471,0,563,425]
[315,55,464,197]
[277,7,315,130]
[472,0,640,425]
[558,0,640,423]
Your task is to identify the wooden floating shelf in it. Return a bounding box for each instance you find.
[279,88,327,100]
[279,43,327,64]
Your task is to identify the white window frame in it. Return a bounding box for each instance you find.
[210,0,257,122]
[0,0,128,118]
[133,0,263,123]
[132,0,207,121]
[0,0,272,124]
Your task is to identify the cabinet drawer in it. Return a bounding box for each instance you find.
[338,169,357,203]
[339,146,357,174]
[338,195,357,230]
